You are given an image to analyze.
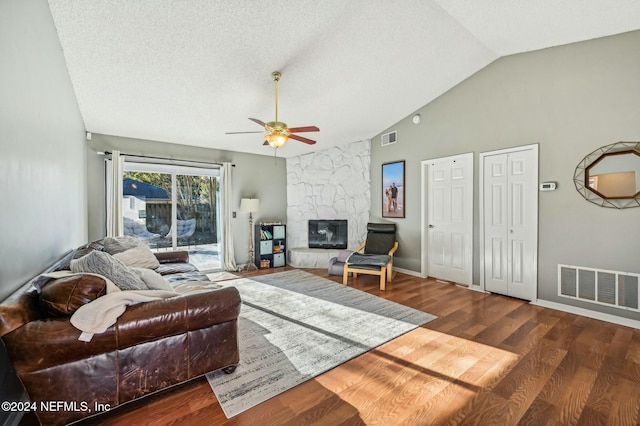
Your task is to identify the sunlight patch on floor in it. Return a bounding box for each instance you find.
[316,327,519,424]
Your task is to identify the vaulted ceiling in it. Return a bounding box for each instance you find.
[48,0,640,157]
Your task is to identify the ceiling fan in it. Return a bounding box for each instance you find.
[226,71,319,149]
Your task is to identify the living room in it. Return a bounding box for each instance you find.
[2,0,640,425]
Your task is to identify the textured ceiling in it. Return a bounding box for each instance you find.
[47,0,640,158]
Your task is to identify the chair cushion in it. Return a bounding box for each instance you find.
[366,223,396,233]
[364,232,395,255]
[346,253,391,267]
[40,275,107,316]
[176,219,196,237]
[362,223,396,254]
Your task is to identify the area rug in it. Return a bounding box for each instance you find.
[205,269,436,418]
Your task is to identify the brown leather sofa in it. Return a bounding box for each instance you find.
[0,241,241,426]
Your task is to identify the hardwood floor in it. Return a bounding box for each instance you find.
[76,268,640,425]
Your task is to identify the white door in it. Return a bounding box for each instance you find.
[482,146,538,301]
[425,153,473,285]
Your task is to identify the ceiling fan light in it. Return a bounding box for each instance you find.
[265,132,288,148]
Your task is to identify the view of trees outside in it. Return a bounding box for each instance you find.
[123,171,219,243]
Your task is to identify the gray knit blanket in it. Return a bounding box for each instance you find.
[346,253,391,267]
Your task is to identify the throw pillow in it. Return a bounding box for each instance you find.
[71,251,149,291]
[131,267,175,292]
[103,235,142,255]
[113,244,160,269]
[40,275,107,316]
[56,240,106,271]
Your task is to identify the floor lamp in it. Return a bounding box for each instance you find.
[240,198,260,271]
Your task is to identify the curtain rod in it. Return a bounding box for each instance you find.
[98,151,235,167]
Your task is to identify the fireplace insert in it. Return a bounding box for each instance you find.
[308,220,348,249]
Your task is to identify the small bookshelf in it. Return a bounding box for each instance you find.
[255,224,286,269]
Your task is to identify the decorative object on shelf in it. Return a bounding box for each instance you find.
[240,198,260,271]
[573,141,640,209]
[225,71,320,150]
[382,160,406,218]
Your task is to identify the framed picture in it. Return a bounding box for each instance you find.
[382,160,405,218]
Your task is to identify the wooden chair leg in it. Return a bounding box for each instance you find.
[380,266,386,291]
[387,263,393,282]
[343,265,349,285]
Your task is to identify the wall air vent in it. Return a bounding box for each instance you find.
[558,264,640,311]
[381,131,397,146]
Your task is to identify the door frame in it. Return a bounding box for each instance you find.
[107,160,224,270]
[421,152,474,283]
[478,144,539,299]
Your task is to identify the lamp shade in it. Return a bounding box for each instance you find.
[240,198,260,213]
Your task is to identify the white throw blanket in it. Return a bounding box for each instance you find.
[38,270,179,341]
[71,289,179,341]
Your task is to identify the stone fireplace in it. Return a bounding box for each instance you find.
[286,140,371,267]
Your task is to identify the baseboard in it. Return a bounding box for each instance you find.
[394,267,425,279]
[533,299,640,330]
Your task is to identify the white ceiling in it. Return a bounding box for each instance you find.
[48,0,640,158]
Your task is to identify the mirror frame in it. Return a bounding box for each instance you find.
[573,141,640,209]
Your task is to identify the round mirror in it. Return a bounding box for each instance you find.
[574,141,640,209]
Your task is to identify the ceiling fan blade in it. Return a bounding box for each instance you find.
[289,133,317,145]
[249,117,266,127]
[288,125,319,133]
[225,131,265,134]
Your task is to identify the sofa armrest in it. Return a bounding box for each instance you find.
[3,317,117,371]
[154,250,189,264]
[0,284,45,337]
[115,286,241,348]
[337,250,353,262]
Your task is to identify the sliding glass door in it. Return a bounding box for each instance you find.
[121,162,222,271]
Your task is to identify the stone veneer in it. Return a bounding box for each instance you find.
[286,140,371,268]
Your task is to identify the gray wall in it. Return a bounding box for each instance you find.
[370,30,640,320]
[0,0,87,301]
[87,134,288,266]
[0,0,87,421]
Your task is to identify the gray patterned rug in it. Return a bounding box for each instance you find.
[205,269,436,418]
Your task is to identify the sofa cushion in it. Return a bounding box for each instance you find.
[71,251,149,291]
[155,262,199,276]
[113,244,160,269]
[103,235,142,255]
[40,275,108,316]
